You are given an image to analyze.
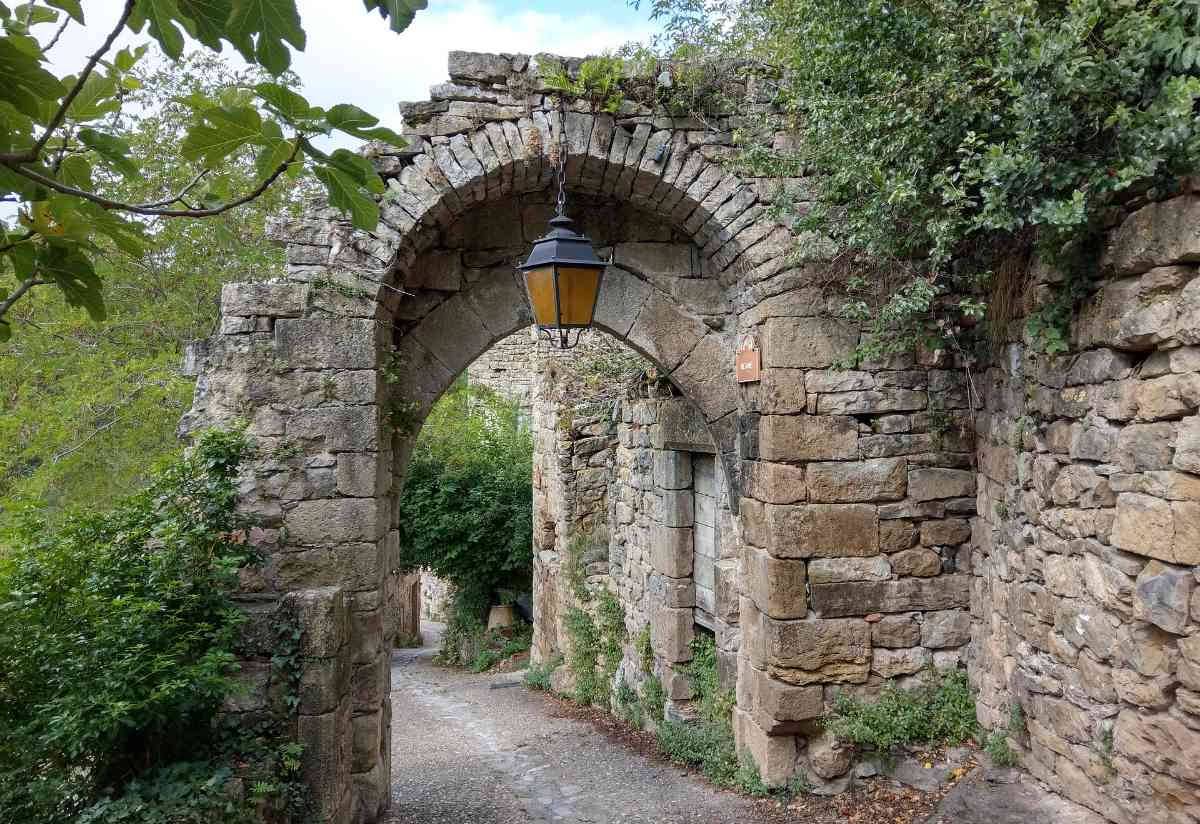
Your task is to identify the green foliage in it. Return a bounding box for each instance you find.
[564,605,605,705]
[649,633,794,798]
[984,703,1025,768]
[523,659,557,692]
[0,429,303,822]
[824,669,979,754]
[596,589,627,691]
[658,0,1200,355]
[74,762,256,824]
[0,53,298,522]
[564,527,607,602]
[545,55,626,114]
[562,588,625,707]
[397,380,534,617]
[615,679,644,728]
[0,0,427,337]
[469,624,533,673]
[683,633,735,725]
[635,624,654,674]
[640,673,666,724]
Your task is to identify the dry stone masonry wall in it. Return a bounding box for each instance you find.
[971,191,1200,824]
[181,50,1200,824]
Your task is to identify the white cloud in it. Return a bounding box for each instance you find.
[294,0,656,137]
[43,0,657,142]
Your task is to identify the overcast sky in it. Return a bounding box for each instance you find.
[47,0,661,140]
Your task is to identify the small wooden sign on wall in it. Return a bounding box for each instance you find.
[735,335,761,383]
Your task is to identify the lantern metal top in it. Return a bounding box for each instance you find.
[517,213,606,272]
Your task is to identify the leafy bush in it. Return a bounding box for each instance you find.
[650,0,1200,353]
[523,660,557,692]
[640,673,666,724]
[398,379,533,621]
[824,668,979,754]
[0,429,306,822]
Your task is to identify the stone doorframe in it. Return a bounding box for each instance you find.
[180,79,773,822]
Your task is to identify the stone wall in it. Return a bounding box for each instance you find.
[732,320,978,787]
[182,48,1200,824]
[970,192,1200,824]
[607,393,740,708]
[466,327,538,411]
[530,332,630,664]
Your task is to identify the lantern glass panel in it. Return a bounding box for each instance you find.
[555,266,603,326]
[523,265,558,327]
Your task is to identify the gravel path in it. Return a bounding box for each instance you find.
[383,625,772,824]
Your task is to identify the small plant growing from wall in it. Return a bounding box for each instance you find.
[823,668,979,761]
[545,55,626,114]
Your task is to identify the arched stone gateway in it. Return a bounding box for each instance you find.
[183,51,1200,824]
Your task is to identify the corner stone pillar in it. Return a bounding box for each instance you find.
[182,278,394,824]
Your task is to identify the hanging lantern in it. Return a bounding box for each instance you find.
[518,108,607,350]
[518,212,606,349]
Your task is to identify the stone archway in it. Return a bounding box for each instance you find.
[182,51,980,824]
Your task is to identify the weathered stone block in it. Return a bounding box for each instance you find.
[336,452,384,498]
[276,318,379,370]
[758,415,857,462]
[806,458,907,503]
[807,730,852,779]
[286,586,348,657]
[658,489,694,528]
[653,449,692,490]
[743,461,807,504]
[761,317,858,369]
[919,518,972,546]
[750,367,807,414]
[651,605,695,663]
[1112,492,1200,565]
[1102,195,1200,277]
[749,666,824,722]
[1133,560,1194,635]
[1174,415,1200,473]
[760,616,871,683]
[871,614,920,648]
[650,524,693,578]
[807,556,891,584]
[765,503,879,559]
[908,468,975,501]
[889,546,942,578]
[744,545,807,619]
[1113,707,1200,786]
[654,398,715,452]
[816,388,927,415]
[298,699,352,821]
[593,267,651,338]
[921,609,971,648]
[733,707,798,787]
[222,281,308,317]
[627,290,709,371]
[286,498,381,545]
[880,520,918,552]
[810,576,970,618]
[872,646,930,678]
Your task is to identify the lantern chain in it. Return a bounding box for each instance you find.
[555,94,568,217]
